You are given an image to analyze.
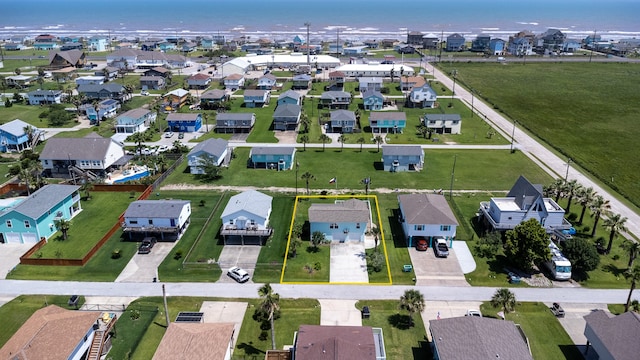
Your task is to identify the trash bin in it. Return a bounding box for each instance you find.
[361,306,370,319]
[153,277,157,283]
[403,264,413,272]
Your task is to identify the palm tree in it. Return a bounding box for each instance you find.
[337,134,347,152]
[54,218,72,240]
[130,132,146,155]
[399,289,425,326]
[563,179,581,214]
[318,134,330,151]
[17,166,32,195]
[374,135,384,152]
[603,212,628,254]
[155,154,168,173]
[357,137,365,152]
[367,225,381,252]
[545,178,566,203]
[576,187,596,224]
[300,135,309,151]
[299,113,310,133]
[490,288,516,315]
[300,171,315,195]
[589,195,610,237]
[80,181,94,200]
[258,283,280,350]
[624,265,640,312]
[621,239,640,268]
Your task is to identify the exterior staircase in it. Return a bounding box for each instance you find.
[87,330,105,360]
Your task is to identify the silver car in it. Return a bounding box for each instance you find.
[227,266,250,283]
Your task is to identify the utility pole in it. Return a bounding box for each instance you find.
[438,30,444,62]
[295,162,300,196]
[449,69,457,107]
[565,158,572,181]
[162,284,170,326]
[336,27,340,57]
[589,29,596,63]
[510,119,516,153]
[449,154,457,200]
[304,22,311,69]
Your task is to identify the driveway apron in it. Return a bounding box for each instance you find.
[329,242,369,283]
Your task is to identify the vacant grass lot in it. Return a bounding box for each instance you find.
[164,147,552,192]
[0,104,75,127]
[480,301,582,360]
[437,62,640,209]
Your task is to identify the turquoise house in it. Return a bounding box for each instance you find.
[249,146,296,170]
[369,111,406,134]
[362,89,384,110]
[0,184,81,244]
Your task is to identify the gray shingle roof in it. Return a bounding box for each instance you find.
[250,147,295,156]
[117,108,150,120]
[381,145,422,156]
[424,114,461,121]
[77,83,124,94]
[221,190,272,219]
[278,90,302,100]
[507,175,544,210]
[430,317,533,360]
[320,91,351,100]
[362,89,383,99]
[201,89,226,100]
[584,310,640,360]
[188,138,228,158]
[309,199,370,223]
[27,89,62,97]
[244,89,268,97]
[166,113,200,121]
[216,113,254,121]
[124,200,190,218]
[9,184,80,220]
[330,110,356,121]
[274,104,301,117]
[369,111,406,121]
[398,193,458,226]
[40,134,116,160]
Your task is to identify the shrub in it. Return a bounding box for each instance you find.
[111,249,122,259]
[130,309,140,320]
[258,330,269,341]
[174,250,183,260]
[313,262,322,271]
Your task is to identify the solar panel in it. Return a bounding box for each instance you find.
[175,312,204,323]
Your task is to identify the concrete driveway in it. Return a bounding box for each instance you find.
[199,301,248,338]
[115,242,176,283]
[319,299,362,326]
[329,242,369,283]
[546,302,605,360]
[408,246,469,287]
[216,245,261,284]
[0,244,33,279]
[421,300,484,341]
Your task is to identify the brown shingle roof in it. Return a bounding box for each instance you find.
[189,73,210,80]
[309,199,370,223]
[0,305,102,360]
[294,325,376,360]
[153,322,235,360]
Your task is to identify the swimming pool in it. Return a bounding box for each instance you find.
[113,170,150,184]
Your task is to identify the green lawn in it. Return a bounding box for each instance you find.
[283,244,331,282]
[0,295,83,348]
[163,147,552,192]
[480,302,583,360]
[357,300,431,360]
[437,62,640,209]
[0,104,74,127]
[32,191,139,258]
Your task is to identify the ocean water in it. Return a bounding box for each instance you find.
[3,0,640,41]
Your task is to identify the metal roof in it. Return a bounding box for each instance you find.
[124,200,190,218]
[9,184,80,220]
[221,190,272,220]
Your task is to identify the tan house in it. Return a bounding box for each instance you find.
[153,322,235,360]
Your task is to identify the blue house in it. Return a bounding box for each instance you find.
[89,36,108,51]
[243,90,271,108]
[408,85,437,108]
[309,199,371,242]
[329,110,357,133]
[369,111,406,134]
[167,113,202,132]
[249,147,296,170]
[116,108,157,134]
[187,138,229,172]
[446,33,466,51]
[381,145,424,172]
[0,119,42,153]
[489,38,506,55]
[273,104,301,131]
[277,90,302,106]
[292,74,311,90]
[0,184,81,244]
[158,42,177,51]
[362,89,384,111]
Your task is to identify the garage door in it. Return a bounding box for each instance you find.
[5,233,21,244]
[21,233,38,244]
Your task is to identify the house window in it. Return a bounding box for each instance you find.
[130,220,138,225]
[44,160,49,165]
[330,223,339,229]
[440,225,451,231]
[24,221,30,228]
[356,223,361,229]
[148,219,153,225]
[6,220,12,228]
[250,219,255,225]
[229,219,234,225]
[414,225,424,231]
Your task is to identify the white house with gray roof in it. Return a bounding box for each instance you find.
[423,114,461,134]
[122,200,191,241]
[381,145,424,172]
[27,89,63,105]
[0,184,81,244]
[115,108,156,134]
[398,193,458,248]
[309,199,371,242]
[39,133,125,176]
[220,190,273,245]
[187,138,229,174]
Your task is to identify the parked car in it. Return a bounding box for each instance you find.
[141,90,149,96]
[227,266,250,283]
[164,131,174,138]
[157,145,169,152]
[138,237,157,254]
[178,132,185,139]
[434,238,449,258]
[465,309,482,317]
[550,302,565,317]
[415,238,428,251]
